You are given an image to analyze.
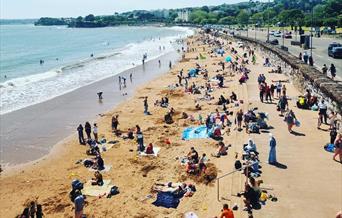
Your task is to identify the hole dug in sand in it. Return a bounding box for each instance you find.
[178,163,218,185]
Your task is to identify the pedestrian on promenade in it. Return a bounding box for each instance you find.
[308,55,313,66]
[318,99,328,125]
[330,64,336,80]
[285,110,297,133]
[322,64,328,75]
[333,133,342,163]
[268,133,277,164]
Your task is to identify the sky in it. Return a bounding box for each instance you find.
[0,0,246,19]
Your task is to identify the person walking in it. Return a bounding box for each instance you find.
[278,93,288,116]
[333,133,342,163]
[85,122,92,140]
[93,123,98,143]
[268,133,277,164]
[330,64,336,80]
[318,99,328,125]
[285,110,296,133]
[276,81,282,98]
[74,190,85,218]
[265,84,272,103]
[143,96,149,115]
[322,64,328,75]
[112,115,119,132]
[259,82,265,103]
[77,124,85,145]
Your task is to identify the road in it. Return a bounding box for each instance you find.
[234,29,342,80]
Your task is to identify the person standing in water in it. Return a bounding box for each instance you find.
[130,73,132,83]
[85,122,92,140]
[143,97,149,115]
[169,61,172,69]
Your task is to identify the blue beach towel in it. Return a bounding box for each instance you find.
[188,68,199,77]
[152,192,181,208]
[182,125,209,140]
[324,143,335,153]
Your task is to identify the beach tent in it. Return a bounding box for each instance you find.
[182,125,209,140]
[188,68,199,77]
[216,49,225,55]
[225,56,232,62]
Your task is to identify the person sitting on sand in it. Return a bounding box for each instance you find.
[145,143,154,154]
[245,139,257,154]
[187,147,199,164]
[93,155,105,171]
[213,141,229,157]
[122,128,134,140]
[186,161,197,174]
[217,203,235,218]
[91,171,104,186]
[240,183,261,211]
[230,92,237,102]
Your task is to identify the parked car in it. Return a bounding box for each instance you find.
[266,39,279,45]
[328,42,342,53]
[329,47,342,58]
[268,30,275,36]
[237,41,244,47]
[274,31,282,37]
[283,33,292,38]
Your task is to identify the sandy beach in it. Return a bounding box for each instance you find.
[0,31,341,218]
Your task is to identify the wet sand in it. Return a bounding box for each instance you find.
[0,51,180,166]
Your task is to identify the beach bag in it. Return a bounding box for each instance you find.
[234,160,242,170]
[110,186,119,195]
[295,120,301,127]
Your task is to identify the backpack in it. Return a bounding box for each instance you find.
[234,160,242,170]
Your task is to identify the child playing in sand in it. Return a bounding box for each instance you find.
[91,171,104,186]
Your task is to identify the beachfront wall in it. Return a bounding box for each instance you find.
[219,33,342,113]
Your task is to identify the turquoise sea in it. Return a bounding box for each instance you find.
[0,25,193,114]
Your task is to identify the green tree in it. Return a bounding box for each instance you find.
[237,9,249,26]
[218,16,236,25]
[85,14,95,22]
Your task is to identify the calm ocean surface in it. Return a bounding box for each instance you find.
[0,25,193,114]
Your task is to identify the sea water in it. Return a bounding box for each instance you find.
[0,25,193,114]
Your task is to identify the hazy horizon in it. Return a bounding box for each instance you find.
[0,0,250,19]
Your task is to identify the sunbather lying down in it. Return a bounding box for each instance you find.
[152,182,196,197]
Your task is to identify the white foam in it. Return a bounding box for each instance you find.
[0,27,194,114]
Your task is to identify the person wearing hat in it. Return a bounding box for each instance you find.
[268,133,277,164]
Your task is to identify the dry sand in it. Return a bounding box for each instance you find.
[0,32,341,218]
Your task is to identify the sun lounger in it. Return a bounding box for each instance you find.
[82,180,112,197]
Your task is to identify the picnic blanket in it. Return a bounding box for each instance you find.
[182,125,209,140]
[139,147,161,157]
[98,143,115,152]
[152,191,181,209]
[324,143,335,153]
[82,179,112,197]
[89,165,112,172]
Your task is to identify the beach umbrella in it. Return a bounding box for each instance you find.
[225,56,232,62]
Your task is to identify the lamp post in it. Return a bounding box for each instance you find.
[267,0,270,42]
[310,3,313,57]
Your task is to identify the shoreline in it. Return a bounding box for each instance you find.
[0,50,181,167]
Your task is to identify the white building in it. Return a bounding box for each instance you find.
[176,9,190,22]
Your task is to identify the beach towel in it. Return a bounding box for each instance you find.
[98,143,115,152]
[152,192,181,209]
[225,56,232,62]
[199,53,206,60]
[82,180,112,197]
[324,143,335,153]
[89,165,112,172]
[139,147,161,157]
[182,125,209,140]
